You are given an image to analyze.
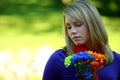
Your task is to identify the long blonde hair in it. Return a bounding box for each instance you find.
[63,0,114,65]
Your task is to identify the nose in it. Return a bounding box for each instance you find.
[71,27,77,34]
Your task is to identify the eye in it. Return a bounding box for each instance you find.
[66,24,71,29]
[75,22,82,27]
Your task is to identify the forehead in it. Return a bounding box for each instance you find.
[64,15,79,23]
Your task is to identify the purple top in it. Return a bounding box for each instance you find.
[43,49,120,80]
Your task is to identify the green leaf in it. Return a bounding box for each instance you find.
[64,55,72,67]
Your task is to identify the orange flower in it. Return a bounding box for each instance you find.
[87,51,106,72]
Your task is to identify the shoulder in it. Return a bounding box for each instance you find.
[113,51,120,58]
[43,49,66,79]
[53,49,66,56]
[45,49,67,71]
[47,49,66,64]
[113,51,120,63]
[49,49,66,61]
[44,49,66,69]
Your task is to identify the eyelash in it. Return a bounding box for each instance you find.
[66,25,71,29]
[66,23,82,29]
[75,23,82,26]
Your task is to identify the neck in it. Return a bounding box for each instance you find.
[73,44,98,53]
[73,45,88,53]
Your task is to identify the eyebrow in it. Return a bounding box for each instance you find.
[65,20,82,25]
[65,23,70,26]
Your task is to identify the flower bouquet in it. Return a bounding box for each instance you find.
[64,51,106,80]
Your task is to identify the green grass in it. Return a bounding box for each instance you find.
[102,16,120,53]
[0,15,119,52]
[0,14,64,50]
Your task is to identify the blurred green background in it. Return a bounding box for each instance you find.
[0,0,120,80]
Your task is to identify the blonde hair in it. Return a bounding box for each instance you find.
[63,0,114,65]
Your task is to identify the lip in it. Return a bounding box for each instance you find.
[73,36,81,40]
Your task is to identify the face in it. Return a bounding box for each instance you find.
[65,15,90,46]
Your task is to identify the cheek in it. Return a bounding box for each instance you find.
[67,30,73,41]
[80,27,88,35]
[81,28,90,39]
[85,30,90,41]
[67,30,71,36]
[85,30,89,37]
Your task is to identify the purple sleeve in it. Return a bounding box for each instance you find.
[42,50,63,80]
[114,51,120,79]
[97,51,120,80]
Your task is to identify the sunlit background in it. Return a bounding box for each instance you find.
[0,0,120,80]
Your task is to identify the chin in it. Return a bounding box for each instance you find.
[75,43,83,46]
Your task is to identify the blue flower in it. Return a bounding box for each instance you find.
[77,52,93,61]
[84,71,93,79]
[71,55,79,63]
